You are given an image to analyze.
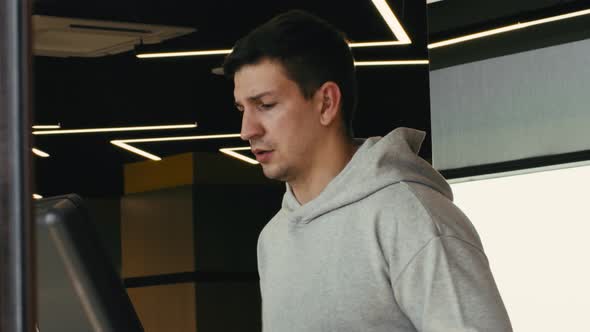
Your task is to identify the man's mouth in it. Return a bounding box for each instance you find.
[252,149,274,163]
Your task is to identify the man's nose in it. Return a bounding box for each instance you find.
[240,109,263,141]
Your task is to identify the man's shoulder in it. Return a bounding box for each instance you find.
[364,181,483,250]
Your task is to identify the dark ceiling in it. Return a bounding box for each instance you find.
[31,0,590,197]
[427,0,582,34]
[428,0,590,69]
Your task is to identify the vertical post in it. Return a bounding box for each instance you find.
[0,0,36,331]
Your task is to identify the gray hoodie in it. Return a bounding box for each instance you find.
[257,127,512,332]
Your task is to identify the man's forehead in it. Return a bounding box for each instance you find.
[234,69,286,102]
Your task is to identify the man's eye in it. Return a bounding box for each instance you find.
[259,103,276,110]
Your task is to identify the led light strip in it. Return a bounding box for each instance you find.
[33,124,61,129]
[32,123,197,135]
[111,141,162,161]
[137,49,233,59]
[32,148,50,158]
[138,7,590,58]
[355,60,429,66]
[136,1,411,59]
[348,40,408,48]
[136,43,418,58]
[370,0,411,44]
[114,133,240,144]
[219,147,259,165]
[429,7,590,49]
[211,59,429,75]
[111,133,242,160]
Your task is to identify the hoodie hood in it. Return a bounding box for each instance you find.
[282,127,453,224]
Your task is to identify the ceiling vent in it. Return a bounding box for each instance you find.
[33,15,195,58]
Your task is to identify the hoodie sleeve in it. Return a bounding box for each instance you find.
[392,236,513,332]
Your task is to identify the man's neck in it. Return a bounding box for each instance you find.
[289,135,359,206]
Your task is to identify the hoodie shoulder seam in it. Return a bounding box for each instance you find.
[399,181,488,259]
[399,181,443,236]
[391,235,489,288]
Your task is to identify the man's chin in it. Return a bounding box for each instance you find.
[261,167,278,180]
[261,165,287,182]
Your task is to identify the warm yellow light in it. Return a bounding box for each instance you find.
[33,124,61,129]
[137,40,415,58]
[111,133,241,160]
[348,40,407,48]
[428,8,590,49]
[32,148,50,158]
[219,147,259,165]
[117,133,241,144]
[32,123,197,135]
[370,0,412,44]
[529,8,590,25]
[136,2,412,59]
[33,194,43,199]
[137,49,232,59]
[429,23,527,49]
[111,141,162,161]
[354,60,429,66]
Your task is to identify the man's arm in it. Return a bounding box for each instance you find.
[392,236,513,332]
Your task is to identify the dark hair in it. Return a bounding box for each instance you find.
[223,10,357,138]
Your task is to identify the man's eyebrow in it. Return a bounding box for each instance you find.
[236,91,276,104]
[234,91,276,109]
[247,91,275,101]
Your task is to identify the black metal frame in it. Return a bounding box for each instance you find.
[0,0,36,331]
[440,150,590,180]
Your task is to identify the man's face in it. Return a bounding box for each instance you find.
[234,59,322,182]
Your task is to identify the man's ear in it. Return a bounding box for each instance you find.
[317,81,342,127]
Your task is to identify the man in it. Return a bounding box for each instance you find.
[223,10,512,332]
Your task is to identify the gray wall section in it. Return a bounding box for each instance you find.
[429,37,590,170]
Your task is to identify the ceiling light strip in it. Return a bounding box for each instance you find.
[118,133,241,144]
[33,124,61,129]
[370,0,412,44]
[354,60,429,66]
[137,2,412,59]
[529,8,590,25]
[111,133,242,160]
[348,40,407,48]
[111,141,162,161]
[219,148,259,165]
[429,23,529,49]
[428,8,590,49]
[32,148,50,158]
[137,49,233,58]
[32,123,197,135]
[225,147,251,151]
[137,40,412,58]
